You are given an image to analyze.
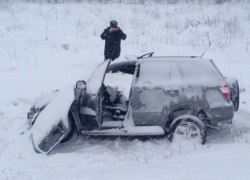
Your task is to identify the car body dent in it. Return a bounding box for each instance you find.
[131,86,233,127]
[29,57,237,153]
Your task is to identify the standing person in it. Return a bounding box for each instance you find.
[100,20,126,61]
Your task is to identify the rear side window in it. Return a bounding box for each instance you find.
[137,60,224,86]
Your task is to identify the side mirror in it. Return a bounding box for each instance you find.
[75,80,86,101]
[76,80,86,90]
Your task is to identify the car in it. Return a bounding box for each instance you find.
[28,53,240,154]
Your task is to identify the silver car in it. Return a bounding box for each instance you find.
[28,55,239,154]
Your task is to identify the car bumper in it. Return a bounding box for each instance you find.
[208,105,234,125]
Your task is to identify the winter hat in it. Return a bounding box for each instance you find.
[110,20,118,28]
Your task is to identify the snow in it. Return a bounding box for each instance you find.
[86,59,111,94]
[83,126,164,136]
[104,71,133,99]
[33,91,59,110]
[32,85,74,153]
[206,89,232,108]
[80,107,96,116]
[137,59,224,87]
[0,1,250,180]
[101,120,123,128]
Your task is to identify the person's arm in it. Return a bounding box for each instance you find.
[100,28,110,40]
[119,29,126,40]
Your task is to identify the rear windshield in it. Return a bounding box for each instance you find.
[137,60,223,87]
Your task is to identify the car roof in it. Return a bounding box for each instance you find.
[108,60,137,74]
[108,56,212,75]
[109,56,210,67]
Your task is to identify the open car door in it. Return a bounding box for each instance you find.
[85,59,111,128]
[31,86,75,154]
[31,60,111,154]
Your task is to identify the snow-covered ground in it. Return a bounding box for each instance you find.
[0,1,250,179]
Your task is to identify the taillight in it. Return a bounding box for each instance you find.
[220,82,230,100]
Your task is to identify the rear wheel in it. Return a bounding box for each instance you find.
[169,117,206,145]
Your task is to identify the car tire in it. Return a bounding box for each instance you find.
[169,116,206,145]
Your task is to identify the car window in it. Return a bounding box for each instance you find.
[104,62,136,99]
[137,60,224,87]
[104,71,133,99]
[86,60,111,94]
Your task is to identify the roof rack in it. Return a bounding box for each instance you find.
[137,52,154,59]
[126,52,200,60]
[145,56,199,59]
[136,52,199,60]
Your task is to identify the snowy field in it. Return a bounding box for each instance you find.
[0,1,250,179]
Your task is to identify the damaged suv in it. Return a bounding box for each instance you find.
[28,54,239,154]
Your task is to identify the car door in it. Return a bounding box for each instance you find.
[84,59,111,128]
[32,85,75,154]
[131,61,170,126]
[32,60,111,154]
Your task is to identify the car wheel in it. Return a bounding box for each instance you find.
[169,117,206,145]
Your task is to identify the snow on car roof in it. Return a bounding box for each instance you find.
[139,56,207,62]
[109,56,212,75]
[136,57,224,87]
[111,56,209,65]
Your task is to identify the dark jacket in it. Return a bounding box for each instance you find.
[100,27,126,61]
